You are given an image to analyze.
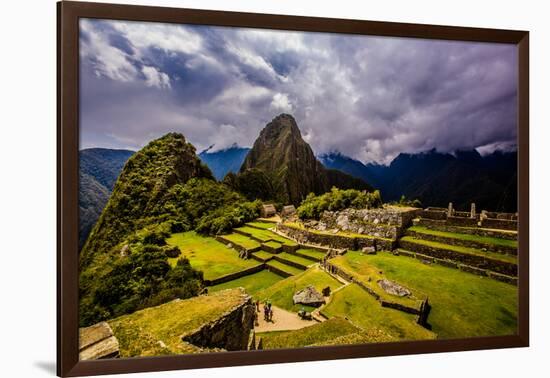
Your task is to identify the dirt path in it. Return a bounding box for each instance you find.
[254,305,317,333]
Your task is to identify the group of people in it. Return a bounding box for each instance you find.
[254,299,275,322]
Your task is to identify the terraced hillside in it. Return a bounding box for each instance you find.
[396,223,518,284]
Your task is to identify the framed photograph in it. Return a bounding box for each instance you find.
[57,1,529,376]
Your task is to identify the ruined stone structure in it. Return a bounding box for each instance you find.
[420,203,518,231]
[261,203,276,218]
[79,322,120,360]
[182,295,256,351]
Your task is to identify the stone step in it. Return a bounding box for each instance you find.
[414,218,517,241]
[394,249,517,285]
[250,250,274,263]
[398,237,517,277]
[406,227,516,255]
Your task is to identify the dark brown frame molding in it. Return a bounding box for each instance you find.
[57,1,529,376]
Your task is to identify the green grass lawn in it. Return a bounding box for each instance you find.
[277,252,317,268]
[246,221,275,230]
[264,240,282,249]
[221,233,262,250]
[166,232,259,280]
[267,260,304,276]
[258,317,364,349]
[356,252,518,339]
[296,248,327,260]
[236,226,298,246]
[252,250,274,261]
[209,270,283,297]
[329,251,424,310]
[409,226,517,248]
[109,288,246,357]
[321,284,436,341]
[257,266,343,312]
[400,236,517,264]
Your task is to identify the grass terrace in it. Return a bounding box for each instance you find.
[236,226,298,246]
[329,251,424,309]
[109,288,246,357]
[277,252,317,268]
[408,226,518,248]
[321,284,436,341]
[263,241,283,249]
[353,252,518,338]
[257,266,343,312]
[266,260,304,276]
[222,233,262,250]
[246,221,276,230]
[400,236,517,264]
[165,232,259,280]
[209,270,283,297]
[295,248,327,260]
[252,250,274,261]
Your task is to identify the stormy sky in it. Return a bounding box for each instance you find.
[79,18,518,164]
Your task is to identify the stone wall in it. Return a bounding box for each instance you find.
[277,224,394,251]
[481,218,518,231]
[182,296,256,351]
[446,216,479,227]
[413,219,517,240]
[311,207,420,240]
[421,209,447,220]
[204,264,266,286]
[405,229,517,255]
[398,239,517,276]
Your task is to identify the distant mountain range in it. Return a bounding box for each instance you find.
[199,144,250,180]
[319,149,517,212]
[79,148,134,249]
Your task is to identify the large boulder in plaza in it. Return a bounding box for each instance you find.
[293,285,325,307]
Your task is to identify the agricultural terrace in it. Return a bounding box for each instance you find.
[165,232,259,280]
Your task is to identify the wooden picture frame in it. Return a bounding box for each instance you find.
[57,1,529,376]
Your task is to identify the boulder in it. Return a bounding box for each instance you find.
[293,285,325,307]
[377,279,411,297]
[361,246,376,254]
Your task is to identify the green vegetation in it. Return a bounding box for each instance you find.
[79,244,203,327]
[263,241,283,249]
[400,236,517,263]
[246,221,275,230]
[258,317,363,349]
[358,252,518,338]
[277,252,316,268]
[109,288,246,357]
[295,248,327,260]
[257,266,343,312]
[329,251,424,309]
[236,226,297,246]
[322,284,435,340]
[166,232,259,280]
[409,226,517,248]
[251,250,274,261]
[266,260,304,276]
[222,233,262,250]
[209,270,283,297]
[391,195,422,208]
[297,187,382,219]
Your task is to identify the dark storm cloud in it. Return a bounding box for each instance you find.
[79,19,517,163]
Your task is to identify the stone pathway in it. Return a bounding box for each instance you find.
[254,305,317,333]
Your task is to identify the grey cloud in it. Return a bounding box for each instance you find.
[79,19,517,164]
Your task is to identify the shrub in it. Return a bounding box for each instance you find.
[297,187,382,220]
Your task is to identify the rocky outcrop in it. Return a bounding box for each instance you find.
[293,285,325,307]
[79,322,120,360]
[377,279,411,297]
[182,295,256,351]
[238,114,372,205]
